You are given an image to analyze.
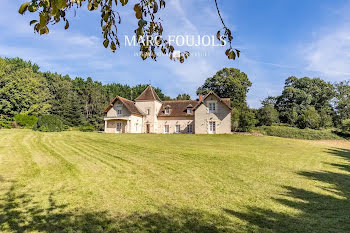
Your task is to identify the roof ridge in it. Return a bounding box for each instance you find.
[135,85,162,102]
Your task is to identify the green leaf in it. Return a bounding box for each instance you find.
[18,2,30,15]
[64,20,69,30]
[103,39,109,48]
[29,20,37,26]
[39,13,47,28]
[120,0,128,6]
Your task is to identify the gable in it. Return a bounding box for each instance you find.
[135,85,162,102]
[193,92,232,111]
[104,96,143,116]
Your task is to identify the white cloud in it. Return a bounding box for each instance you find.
[303,18,350,80]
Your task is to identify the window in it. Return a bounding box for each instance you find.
[209,121,216,134]
[164,125,169,133]
[117,106,122,116]
[165,107,170,114]
[146,108,150,115]
[187,124,193,134]
[116,122,122,133]
[187,107,193,114]
[135,123,138,132]
[175,125,180,133]
[209,103,216,113]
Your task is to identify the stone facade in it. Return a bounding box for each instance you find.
[104,86,231,134]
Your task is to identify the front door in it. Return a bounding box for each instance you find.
[116,122,122,133]
[209,121,216,134]
[146,124,150,133]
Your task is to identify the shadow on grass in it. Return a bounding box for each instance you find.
[224,148,350,233]
[0,184,234,233]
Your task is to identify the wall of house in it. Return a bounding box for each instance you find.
[135,100,162,133]
[157,117,195,134]
[194,94,231,134]
[106,100,130,118]
[129,115,143,133]
[105,120,127,133]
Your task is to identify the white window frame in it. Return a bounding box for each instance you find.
[208,102,216,113]
[164,125,169,134]
[116,122,122,133]
[187,124,193,134]
[175,125,181,133]
[117,106,122,116]
[187,107,193,114]
[146,108,150,115]
[209,121,216,134]
[164,107,170,115]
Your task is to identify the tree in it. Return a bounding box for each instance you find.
[237,107,257,132]
[18,0,239,62]
[340,119,350,134]
[0,57,52,117]
[275,76,335,127]
[296,106,321,129]
[176,93,191,100]
[334,81,350,125]
[197,68,252,109]
[256,103,279,126]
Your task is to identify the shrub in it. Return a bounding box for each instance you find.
[14,114,38,128]
[79,124,94,132]
[33,115,63,132]
[255,126,342,140]
[296,107,321,129]
[341,119,350,134]
[232,107,257,132]
[0,116,13,129]
[256,105,279,126]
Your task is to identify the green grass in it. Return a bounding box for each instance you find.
[254,125,344,140]
[1,129,350,232]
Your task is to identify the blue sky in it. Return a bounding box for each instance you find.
[1,0,350,107]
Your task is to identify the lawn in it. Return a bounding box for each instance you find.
[0,129,349,232]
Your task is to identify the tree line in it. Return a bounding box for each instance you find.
[197,68,350,133]
[1,57,350,133]
[0,57,174,130]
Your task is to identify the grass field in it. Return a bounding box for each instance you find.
[0,129,350,232]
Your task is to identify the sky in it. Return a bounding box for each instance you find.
[1,0,350,108]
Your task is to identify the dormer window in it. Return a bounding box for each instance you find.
[209,102,216,113]
[164,107,170,115]
[117,106,122,116]
[187,107,193,114]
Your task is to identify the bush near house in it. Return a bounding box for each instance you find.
[33,115,64,132]
[14,114,38,128]
[255,125,342,140]
[0,116,13,129]
[341,119,350,134]
[79,123,95,132]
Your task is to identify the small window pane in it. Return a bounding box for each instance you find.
[164,125,169,133]
[175,125,180,133]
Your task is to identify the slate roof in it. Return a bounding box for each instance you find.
[135,85,162,102]
[158,100,199,117]
[104,96,143,116]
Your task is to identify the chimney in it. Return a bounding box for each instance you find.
[198,94,203,101]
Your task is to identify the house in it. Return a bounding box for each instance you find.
[104,85,232,134]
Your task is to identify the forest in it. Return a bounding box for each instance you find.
[1,57,350,135]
